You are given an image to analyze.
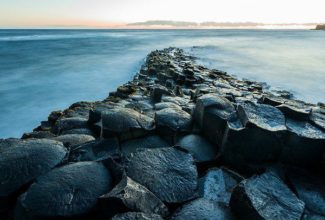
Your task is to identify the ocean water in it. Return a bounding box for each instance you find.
[0,29,324,138]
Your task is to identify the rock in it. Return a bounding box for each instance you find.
[155,108,192,138]
[303,213,325,220]
[154,102,182,111]
[53,117,89,134]
[0,139,67,197]
[176,134,217,163]
[99,176,168,217]
[277,102,311,121]
[52,134,95,148]
[171,198,235,220]
[198,168,243,204]
[121,135,170,155]
[221,102,286,167]
[316,24,325,30]
[21,131,56,139]
[112,212,164,220]
[194,94,236,145]
[230,171,305,220]
[15,162,112,219]
[61,128,95,136]
[281,118,325,166]
[310,107,325,130]
[0,138,21,152]
[288,171,325,216]
[70,138,120,162]
[151,85,173,102]
[101,108,155,141]
[125,147,198,203]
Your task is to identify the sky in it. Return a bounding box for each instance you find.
[1,0,325,27]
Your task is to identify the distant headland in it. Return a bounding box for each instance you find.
[315,24,325,30]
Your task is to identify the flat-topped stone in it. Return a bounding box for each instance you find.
[125,147,198,203]
[238,101,286,132]
[230,171,305,220]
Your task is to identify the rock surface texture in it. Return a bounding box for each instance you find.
[1,47,324,219]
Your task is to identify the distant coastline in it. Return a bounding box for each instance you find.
[315,24,325,30]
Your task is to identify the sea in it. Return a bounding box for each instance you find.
[0,29,324,138]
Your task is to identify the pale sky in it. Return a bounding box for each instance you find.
[1,0,325,27]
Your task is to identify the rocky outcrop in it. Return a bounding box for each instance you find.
[1,47,324,219]
[316,24,325,30]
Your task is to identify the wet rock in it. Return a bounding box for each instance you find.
[303,213,325,220]
[21,131,56,139]
[101,108,155,141]
[0,139,67,197]
[310,107,325,130]
[155,107,192,137]
[99,176,168,217]
[194,94,236,145]
[52,134,95,148]
[171,198,235,220]
[121,135,170,155]
[125,147,198,203]
[0,138,21,152]
[230,171,305,220]
[176,134,217,163]
[61,128,95,136]
[221,102,286,167]
[70,138,120,162]
[53,117,89,134]
[15,162,112,219]
[281,118,325,166]
[198,168,243,204]
[112,212,164,220]
[288,171,325,216]
[154,102,182,111]
[277,102,311,121]
[259,95,285,106]
[151,85,173,102]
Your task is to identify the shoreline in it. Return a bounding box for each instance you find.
[1,47,325,219]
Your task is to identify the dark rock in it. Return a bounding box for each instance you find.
[277,102,311,121]
[221,102,286,167]
[151,85,173,103]
[310,107,325,130]
[21,131,56,139]
[121,135,170,155]
[125,147,198,203]
[194,94,236,145]
[70,138,120,162]
[0,139,67,197]
[15,162,112,219]
[0,138,21,152]
[154,102,182,111]
[198,168,243,204]
[230,171,305,220]
[52,134,95,148]
[99,176,168,217]
[303,213,325,220]
[101,108,155,141]
[281,118,325,166]
[171,198,235,220]
[48,110,63,124]
[288,171,325,216]
[176,134,217,163]
[112,212,164,220]
[155,107,192,137]
[61,128,95,136]
[53,117,89,134]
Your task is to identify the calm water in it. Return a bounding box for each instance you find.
[0,29,324,138]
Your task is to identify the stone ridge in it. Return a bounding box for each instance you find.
[1,47,325,220]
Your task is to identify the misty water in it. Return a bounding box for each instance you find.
[0,29,324,138]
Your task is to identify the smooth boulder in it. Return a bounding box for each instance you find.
[230,171,305,220]
[52,134,95,148]
[15,162,112,219]
[125,147,198,203]
[0,139,67,197]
